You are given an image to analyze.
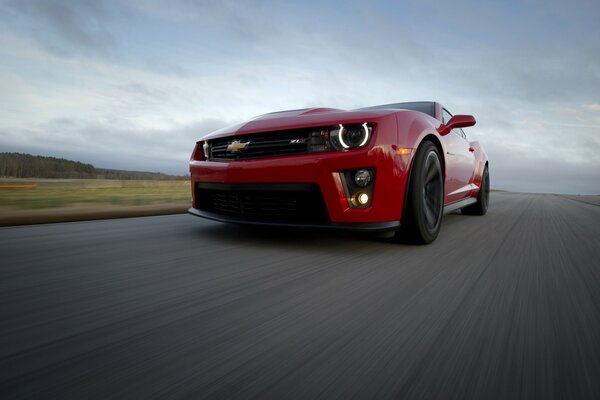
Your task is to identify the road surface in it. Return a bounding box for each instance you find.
[1,193,599,399]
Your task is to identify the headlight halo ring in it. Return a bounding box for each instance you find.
[331,122,372,151]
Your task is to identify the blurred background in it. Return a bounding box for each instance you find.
[1,0,599,225]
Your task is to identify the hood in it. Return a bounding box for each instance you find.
[200,107,399,141]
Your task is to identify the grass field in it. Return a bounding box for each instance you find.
[0,180,190,209]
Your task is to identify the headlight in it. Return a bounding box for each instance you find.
[330,123,372,151]
[308,123,373,152]
[202,142,210,159]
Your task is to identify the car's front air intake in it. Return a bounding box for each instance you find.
[195,183,329,223]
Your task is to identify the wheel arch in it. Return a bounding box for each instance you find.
[401,134,446,225]
[420,134,446,180]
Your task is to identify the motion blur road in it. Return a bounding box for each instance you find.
[1,193,599,399]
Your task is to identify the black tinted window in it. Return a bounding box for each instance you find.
[442,109,453,124]
[357,102,435,117]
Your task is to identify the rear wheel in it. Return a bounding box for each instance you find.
[395,141,444,244]
[462,164,489,216]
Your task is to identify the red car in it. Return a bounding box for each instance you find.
[189,101,489,243]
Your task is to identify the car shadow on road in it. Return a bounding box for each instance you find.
[188,221,430,253]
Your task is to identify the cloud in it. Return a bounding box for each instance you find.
[3,0,115,58]
[0,117,230,175]
[0,0,599,194]
[132,0,287,43]
[583,104,600,112]
[488,146,600,195]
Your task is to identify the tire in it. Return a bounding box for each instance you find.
[462,164,489,216]
[395,141,444,244]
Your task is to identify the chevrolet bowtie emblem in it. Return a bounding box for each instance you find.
[227,140,250,153]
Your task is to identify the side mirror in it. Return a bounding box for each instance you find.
[438,114,476,136]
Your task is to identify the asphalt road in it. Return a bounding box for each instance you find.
[1,193,599,399]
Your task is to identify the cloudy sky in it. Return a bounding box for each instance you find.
[1,0,599,194]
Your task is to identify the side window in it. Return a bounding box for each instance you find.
[442,109,453,124]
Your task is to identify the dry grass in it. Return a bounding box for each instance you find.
[0,184,191,209]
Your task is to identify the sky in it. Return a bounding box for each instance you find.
[0,0,599,194]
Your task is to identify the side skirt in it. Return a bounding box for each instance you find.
[443,197,477,215]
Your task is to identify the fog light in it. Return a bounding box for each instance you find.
[354,169,372,187]
[357,192,369,205]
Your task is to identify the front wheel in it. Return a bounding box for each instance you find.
[395,141,444,244]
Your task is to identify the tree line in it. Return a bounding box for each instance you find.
[0,153,187,180]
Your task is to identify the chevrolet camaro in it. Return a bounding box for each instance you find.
[189,101,489,243]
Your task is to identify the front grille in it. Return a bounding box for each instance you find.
[196,183,329,223]
[208,129,329,160]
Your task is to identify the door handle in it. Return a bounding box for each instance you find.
[468,147,475,152]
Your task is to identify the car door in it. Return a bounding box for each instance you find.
[442,109,476,203]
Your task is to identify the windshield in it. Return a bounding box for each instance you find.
[355,101,435,117]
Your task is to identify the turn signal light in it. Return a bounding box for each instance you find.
[396,147,412,156]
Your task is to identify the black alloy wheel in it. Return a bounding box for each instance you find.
[396,141,444,244]
[462,164,489,216]
[422,150,443,230]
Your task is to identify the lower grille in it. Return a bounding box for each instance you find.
[196,183,329,223]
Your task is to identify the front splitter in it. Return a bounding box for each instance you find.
[188,208,400,233]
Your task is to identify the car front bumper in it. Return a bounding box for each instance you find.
[189,146,411,226]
